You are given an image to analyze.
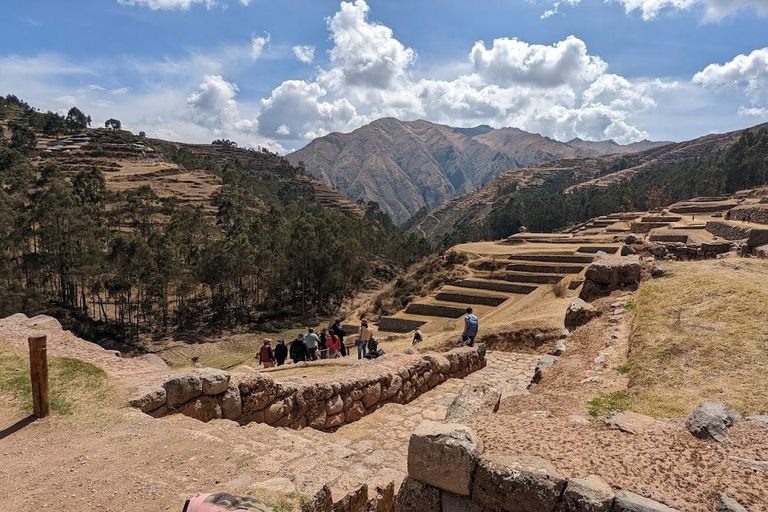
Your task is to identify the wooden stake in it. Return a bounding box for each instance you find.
[28,335,50,418]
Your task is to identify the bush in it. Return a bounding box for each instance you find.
[550,280,567,297]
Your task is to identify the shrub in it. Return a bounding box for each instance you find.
[550,280,567,298]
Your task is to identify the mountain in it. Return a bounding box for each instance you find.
[409,124,764,246]
[286,118,671,224]
[566,137,671,156]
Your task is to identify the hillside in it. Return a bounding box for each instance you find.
[0,95,429,347]
[410,124,764,246]
[286,118,670,224]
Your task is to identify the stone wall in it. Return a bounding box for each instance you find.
[728,205,768,225]
[130,346,486,431]
[705,221,750,241]
[397,420,681,512]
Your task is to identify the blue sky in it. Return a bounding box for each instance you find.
[1,0,767,152]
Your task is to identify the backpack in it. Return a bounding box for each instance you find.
[465,314,479,337]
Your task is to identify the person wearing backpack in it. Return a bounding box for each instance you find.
[462,307,479,346]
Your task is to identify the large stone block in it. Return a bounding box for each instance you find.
[164,373,203,407]
[561,475,614,512]
[195,368,230,395]
[181,395,222,422]
[129,386,166,413]
[564,298,600,330]
[472,454,566,512]
[301,484,333,512]
[441,491,486,512]
[445,383,501,423]
[613,491,680,512]
[395,478,440,512]
[218,385,242,420]
[362,382,382,408]
[407,420,483,496]
[333,484,368,512]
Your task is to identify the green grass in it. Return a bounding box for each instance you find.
[0,346,109,416]
[587,391,631,418]
[623,301,636,311]
[616,361,632,374]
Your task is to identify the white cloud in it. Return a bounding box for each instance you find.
[187,74,241,129]
[117,0,253,10]
[738,106,768,117]
[612,0,768,21]
[250,33,271,61]
[276,124,291,135]
[293,45,315,64]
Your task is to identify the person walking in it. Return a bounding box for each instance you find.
[319,328,329,359]
[331,319,348,357]
[290,334,307,363]
[274,338,288,366]
[304,328,319,361]
[462,307,479,347]
[357,321,374,359]
[327,330,341,358]
[258,339,275,368]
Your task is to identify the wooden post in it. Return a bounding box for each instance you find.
[28,335,50,418]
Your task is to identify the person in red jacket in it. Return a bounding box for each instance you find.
[258,339,275,368]
[326,331,341,358]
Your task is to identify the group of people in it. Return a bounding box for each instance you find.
[257,308,479,368]
[257,319,383,367]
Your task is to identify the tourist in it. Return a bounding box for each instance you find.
[357,321,374,359]
[304,327,319,361]
[290,334,307,363]
[412,328,423,344]
[258,339,275,368]
[327,330,341,358]
[274,338,288,366]
[331,319,348,357]
[461,307,479,347]
[319,328,329,359]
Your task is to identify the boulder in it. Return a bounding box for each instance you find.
[195,368,230,395]
[333,484,368,512]
[441,491,485,512]
[621,244,637,256]
[164,373,203,407]
[717,494,749,512]
[345,401,366,422]
[128,386,166,413]
[395,478,440,512]
[367,482,395,512]
[472,454,566,512]
[613,491,680,512]
[685,402,742,442]
[362,383,382,408]
[181,395,222,422]
[565,298,601,330]
[325,412,345,429]
[445,383,501,423]
[650,266,666,278]
[530,355,559,386]
[218,386,242,420]
[326,394,344,416]
[625,233,640,244]
[606,411,662,435]
[407,420,483,496]
[581,254,641,300]
[560,475,614,512]
[551,339,567,356]
[302,484,333,512]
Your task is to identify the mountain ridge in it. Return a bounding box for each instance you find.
[287,117,671,224]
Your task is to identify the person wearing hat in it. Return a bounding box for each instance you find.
[258,339,275,368]
[290,334,307,364]
[274,337,288,366]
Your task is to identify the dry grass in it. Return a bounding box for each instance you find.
[550,280,567,298]
[628,259,768,417]
[264,364,349,381]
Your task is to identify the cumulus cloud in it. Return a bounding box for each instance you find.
[250,33,270,61]
[256,0,656,144]
[293,45,315,64]
[612,0,768,21]
[693,47,768,119]
[738,106,768,117]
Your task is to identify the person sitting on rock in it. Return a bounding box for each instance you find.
[258,339,275,368]
[274,338,288,366]
[412,328,423,344]
[461,307,479,347]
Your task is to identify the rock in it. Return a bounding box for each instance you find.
[746,414,768,426]
[333,484,368,512]
[593,354,606,365]
[327,394,344,416]
[362,383,382,408]
[444,383,501,422]
[136,353,169,369]
[613,491,680,512]
[565,298,601,330]
[325,412,345,429]
[559,328,570,339]
[579,376,602,385]
[561,475,614,512]
[551,339,567,356]
[128,386,166,413]
[345,401,366,422]
[253,476,296,493]
[717,493,749,512]
[472,454,566,512]
[395,478,440,512]
[625,233,640,244]
[567,414,591,426]
[367,482,395,512]
[650,266,666,278]
[686,402,742,442]
[440,491,485,512]
[728,456,768,471]
[404,347,419,355]
[181,395,222,422]
[407,420,483,496]
[530,355,558,386]
[265,401,286,424]
[302,484,333,512]
[218,386,242,420]
[606,411,662,435]
[610,301,626,309]
[164,373,203,407]
[195,368,230,395]
[621,244,637,256]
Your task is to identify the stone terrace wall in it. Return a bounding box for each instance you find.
[396,420,681,512]
[705,220,750,240]
[129,346,486,431]
[728,205,768,225]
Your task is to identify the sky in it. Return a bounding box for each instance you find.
[1,0,767,153]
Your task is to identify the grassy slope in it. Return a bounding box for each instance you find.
[628,259,768,417]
